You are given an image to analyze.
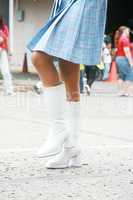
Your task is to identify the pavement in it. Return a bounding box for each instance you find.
[0,76,133,200]
[0,70,39,92]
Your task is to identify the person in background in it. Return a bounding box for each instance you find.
[34,80,43,94]
[102,40,112,80]
[80,64,85,94]
[130,42,133,58]
[84,51,105,95]
[84,65,100,95]
[115,26,133,96]
[84,65,96,95]
[0,15,14,95]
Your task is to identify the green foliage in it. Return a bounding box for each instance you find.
[0,73,3,80]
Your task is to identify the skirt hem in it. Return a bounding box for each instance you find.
[32,47,100,66]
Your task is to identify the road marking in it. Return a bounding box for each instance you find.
[0,145,133,153]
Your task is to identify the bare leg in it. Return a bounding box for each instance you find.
[32,51,60,87]
[59,60,81,152]
[46,60,81,168]
[32,52,68,158]
[59,59,80,101]
[31,53,81,166]
[124,81,133,96]
[118,79,133,96]
[118,79,124,89]
[117,79,125,96]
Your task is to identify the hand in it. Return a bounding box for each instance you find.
[0,36,3,44]
[129,61,133,68]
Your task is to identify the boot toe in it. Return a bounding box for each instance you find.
[37,146,62,158]
[46,158,69,169]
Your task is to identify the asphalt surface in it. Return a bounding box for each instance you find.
[0,81,133,200]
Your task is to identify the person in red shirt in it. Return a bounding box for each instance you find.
[115,26,133,96]
[0,24,8,50]
[130,43,133,58]
[0,15,14,95]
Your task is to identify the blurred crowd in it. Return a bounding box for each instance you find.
[79,26,133,97]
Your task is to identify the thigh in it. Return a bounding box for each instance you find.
[59,60,80,83]
[32,51,54,70]
[116,57,129,75]
[32,51,60,86]
[125,69,133,81]
[118,69,126,81]
[116,60,124,80]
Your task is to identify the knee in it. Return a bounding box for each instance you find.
[31,51,42,66]
[31,51,53,69]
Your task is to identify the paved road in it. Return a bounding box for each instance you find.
[0,82,133,200]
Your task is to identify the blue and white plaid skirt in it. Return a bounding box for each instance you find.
[27,0,107,65]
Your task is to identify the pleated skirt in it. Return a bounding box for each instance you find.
[27,0,107,65]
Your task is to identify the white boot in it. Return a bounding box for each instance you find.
[37,83,68,158]
[0,50,14,95]
[46,147,81,169]
[46,102,81,169]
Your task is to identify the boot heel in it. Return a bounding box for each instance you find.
[69,155,81,168]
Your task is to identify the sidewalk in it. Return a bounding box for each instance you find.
[0,82,133,200]
[0,70,39,92]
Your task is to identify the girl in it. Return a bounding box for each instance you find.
[115,26,133,96]
[102,40,112,80]
[28,0,107,169]
[0,15,14,95]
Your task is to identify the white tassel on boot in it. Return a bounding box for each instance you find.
[46,101,81,169]
[37,83,69,158]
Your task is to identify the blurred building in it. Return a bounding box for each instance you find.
[0,0,53,67]
[0,0,133,67]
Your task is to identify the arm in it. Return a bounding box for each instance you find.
[124,47,133,67]
[0,25,9,51]
[2,25,9,39]
[0,31,4,44]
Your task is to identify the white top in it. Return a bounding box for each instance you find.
[103,47,112,64]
